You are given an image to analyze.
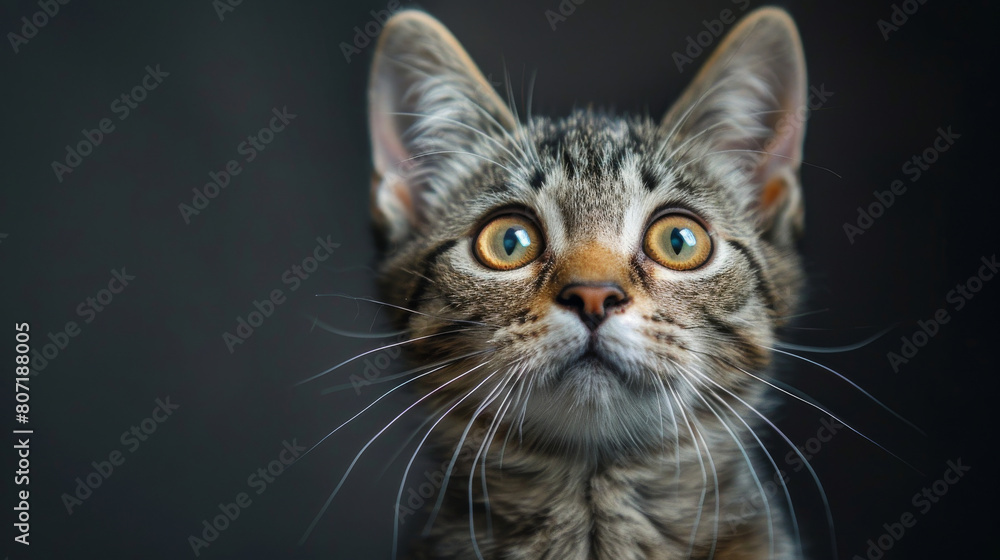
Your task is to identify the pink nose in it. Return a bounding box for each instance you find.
[556,283,628,330]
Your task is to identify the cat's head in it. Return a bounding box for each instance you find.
[367,8,807,458]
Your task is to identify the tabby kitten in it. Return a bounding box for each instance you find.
[368,7,810,559]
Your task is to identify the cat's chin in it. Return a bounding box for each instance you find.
[554,350,626,385]
[538,345,662,409]
[518,360,668,458]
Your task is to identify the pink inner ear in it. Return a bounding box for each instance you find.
[369,73,412,178]
[761,176,787,212]
[753,106,804,186]
[388,175,414,216]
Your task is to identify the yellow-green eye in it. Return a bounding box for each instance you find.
[474,215,543,270]
[644,214,712,271]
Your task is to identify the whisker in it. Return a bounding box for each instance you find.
[400,266,438,286]
[688,363,838,560]
[498,371,529,470]
[777,308,831,321]
[389,111,523,163]
[690,347,924,474]
[294,328,479,387]
[375,399,453,481]
[297,360,461,464]
[664,103,831,181]
[472,366,523,548]
[422,359,524,538]
[689,400,721,560]
[500,59,538,177]
[653,374,665,444]
[307,315,406,339]
[658,62,747,161]
[380,54,524,153]
[678,364,789,558]
[775,325,893,354]
[766,346,925,435]
[514,378,534,448]
[319,349,493,395]
[649,369,682,490]
[300,359,492,545]
[664,378,709,559]
[314,293,497,328]
[663,117,743,166]
[676,147,842,179]
[391,363,507,559]
[523,69,542,169]
[401,149,519,177]
[481,382,517,540]
[469,372,520,560]
[661,37,812,162]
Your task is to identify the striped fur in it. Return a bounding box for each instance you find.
[367,7,810,559]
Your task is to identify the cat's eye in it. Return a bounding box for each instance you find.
[474,215,544,270]
[644,214,712,271]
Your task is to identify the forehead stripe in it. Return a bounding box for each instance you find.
[726,239,776,312]
[407,239,458,306]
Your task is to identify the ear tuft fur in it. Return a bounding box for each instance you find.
[368,10,516,245]
[662,7,808,245]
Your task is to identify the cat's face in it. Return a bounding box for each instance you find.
[368,9,807,457]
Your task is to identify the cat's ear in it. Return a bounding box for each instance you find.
[662,8,807,245]
[368,10,516,244]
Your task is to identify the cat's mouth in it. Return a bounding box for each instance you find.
[580,348,608,365]
[556,345,628,383]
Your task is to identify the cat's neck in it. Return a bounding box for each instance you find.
[417,409,788,560]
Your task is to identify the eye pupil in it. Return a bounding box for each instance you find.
[476,217,544,270]
[503,228,518,255]
[644,215,711,271]
[670,228,684,255]
[502,227,532,256]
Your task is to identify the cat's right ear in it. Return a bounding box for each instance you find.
[368,10,516,245]
[661,7,808,247]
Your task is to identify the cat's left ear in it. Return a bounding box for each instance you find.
[662,7,808,245]
[368,10,517,245]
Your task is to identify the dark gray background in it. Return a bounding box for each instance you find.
[2,0,996,558]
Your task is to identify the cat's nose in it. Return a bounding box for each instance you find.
[556,283,628,330]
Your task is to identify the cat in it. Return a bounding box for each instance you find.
[366,6,811,559]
